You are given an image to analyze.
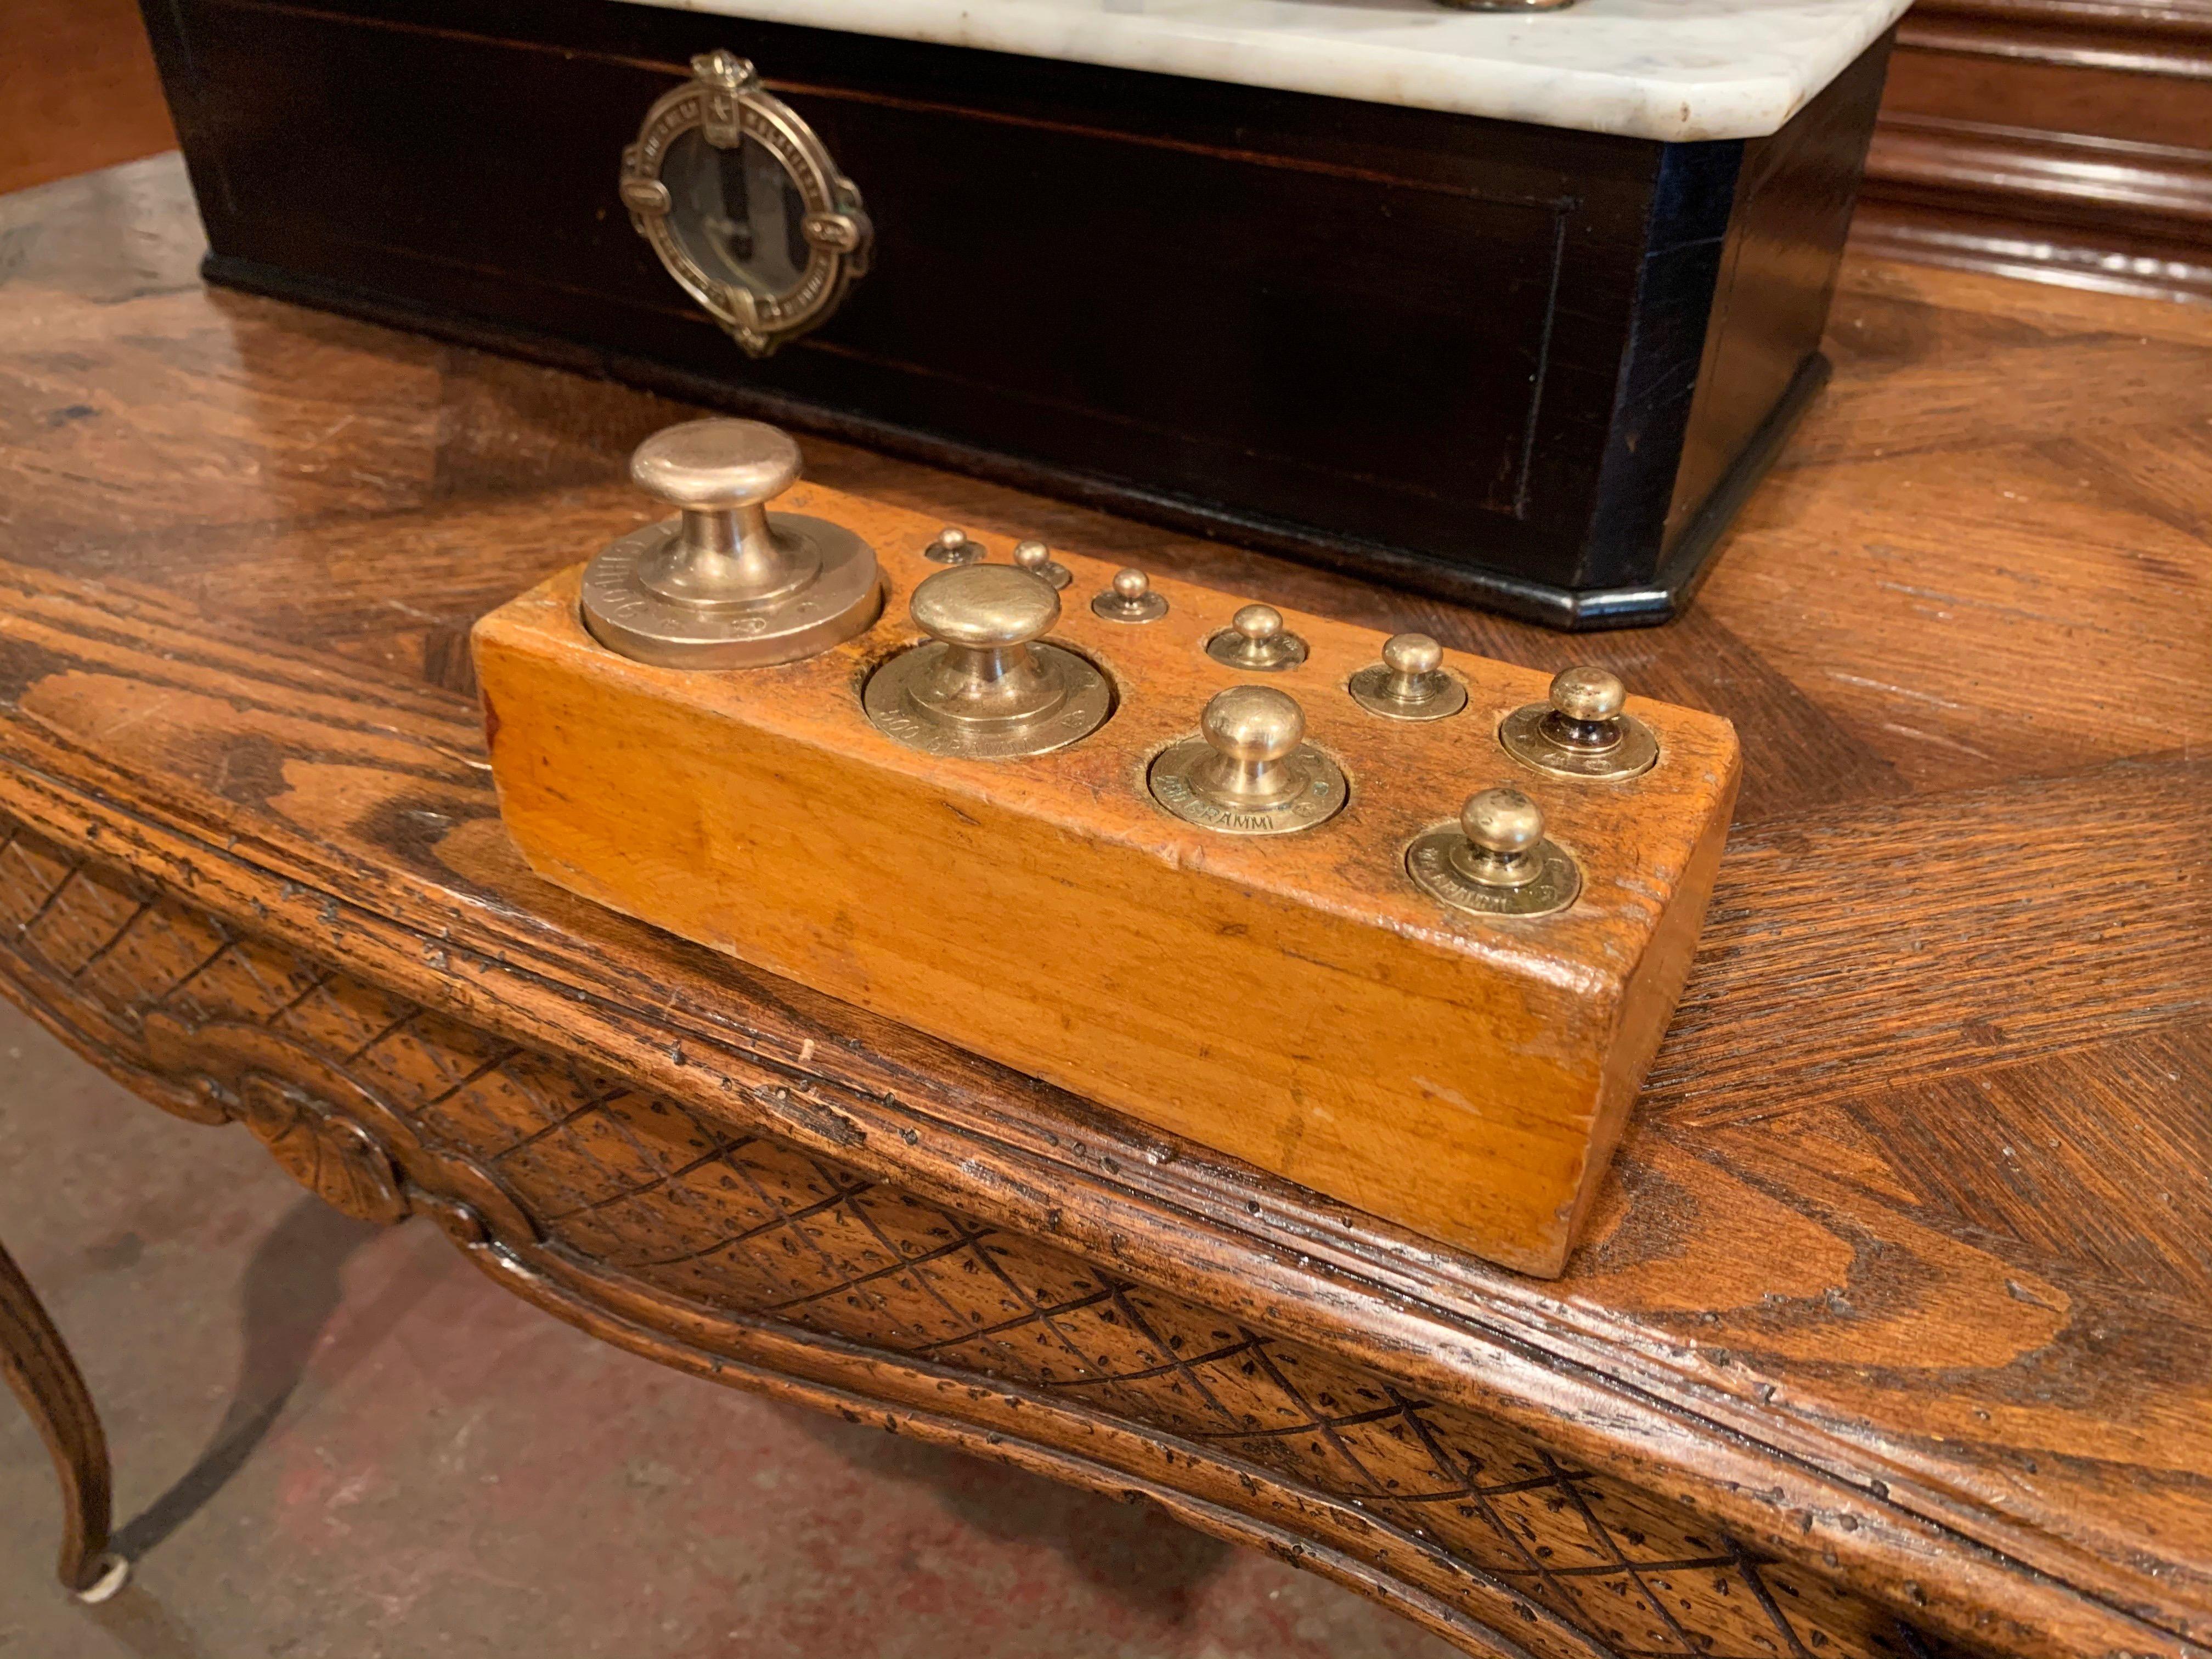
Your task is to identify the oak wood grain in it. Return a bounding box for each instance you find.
[0,155,2205,1658]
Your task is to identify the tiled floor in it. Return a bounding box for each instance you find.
[0,1000,1458,1659]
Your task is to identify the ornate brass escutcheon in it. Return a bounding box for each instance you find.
[620,50,871,357]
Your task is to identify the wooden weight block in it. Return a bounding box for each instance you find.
[474,478,1738,1277]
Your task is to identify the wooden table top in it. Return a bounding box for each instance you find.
[1,154,2205,1658]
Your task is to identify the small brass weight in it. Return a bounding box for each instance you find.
[1406,788,1581,917]
[1499,666,1658,780]
[580,419,882,668]
[864,563,1113,759]
[1205,605,1308,672]
[1348,632,1467,721]
[1147,686,1348,835]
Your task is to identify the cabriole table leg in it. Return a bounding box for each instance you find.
[0,1238,129,1601]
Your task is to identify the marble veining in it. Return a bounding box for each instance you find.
[615,0,1910,141]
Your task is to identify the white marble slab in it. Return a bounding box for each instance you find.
[618,0,1910,142]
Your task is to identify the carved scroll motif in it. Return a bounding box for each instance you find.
[232,1073,409,1225]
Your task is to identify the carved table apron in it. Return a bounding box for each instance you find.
[0,154,2207,1659]
[0,709,1923,1659]
[1,804,1900,1659]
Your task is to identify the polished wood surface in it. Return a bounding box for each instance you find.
[0,155,2206,1658]
[1862,0,2212,300]
[476,540,1736,1274]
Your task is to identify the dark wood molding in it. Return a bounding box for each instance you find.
[1872,115,2212,234]
[1850,200,2212,301]
[1910,0,2212,29]
[1864,0,2212,301]
[1898,10,2212,75]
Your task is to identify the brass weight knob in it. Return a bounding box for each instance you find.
[1348,631,1468,721]
[1551,665,1626,729]
[1196,685,1309,809]
[1384,632,1444,691]
[1455,788,1551,888]
[1205,603,1309,672]
[1147,685,1347,835]
[1406,786,1580,917]
[862,562,1113,759]
[909,564,1064,723]
[924,524,985,565]
[631,422,811,606]
[1012,539,1072,590]
[1091,567,1168,623]
[579,417,882,668]
[1499,665,1660,780]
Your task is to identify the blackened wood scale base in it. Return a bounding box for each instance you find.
[139,0,1892,629]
